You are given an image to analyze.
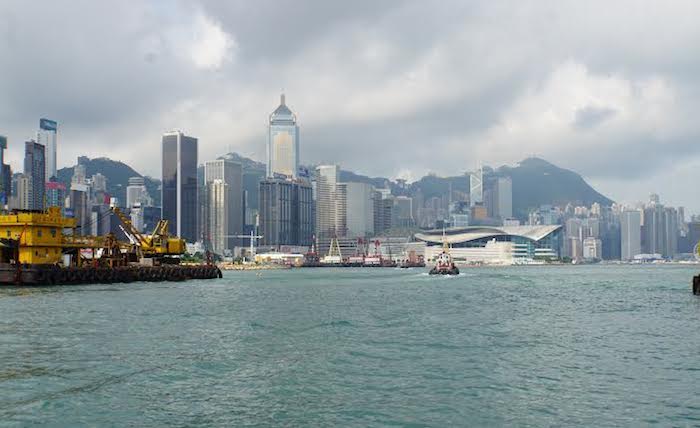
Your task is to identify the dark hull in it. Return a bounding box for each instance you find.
[429,267,460,275]
[0,263,222,286]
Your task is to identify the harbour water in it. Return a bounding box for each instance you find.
[1,265,699,426]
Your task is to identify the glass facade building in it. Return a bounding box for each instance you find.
[37,118,58,182]
[24,140,46,211]
[162,131,198,243]
[267,94,299,179]
[259,178,313,247]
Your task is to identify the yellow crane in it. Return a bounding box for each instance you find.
[111,207,186,259]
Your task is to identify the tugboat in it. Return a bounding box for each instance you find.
[429,234,459,275]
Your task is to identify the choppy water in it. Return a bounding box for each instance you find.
[1,265,700,426]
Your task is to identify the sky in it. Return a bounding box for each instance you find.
[1,1,699,212]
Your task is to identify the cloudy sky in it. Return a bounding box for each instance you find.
[1,1,699,211]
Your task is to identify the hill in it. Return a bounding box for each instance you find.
[57,157,160,206]
[498,157,614,218]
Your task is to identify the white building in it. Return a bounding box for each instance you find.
[37,118,57,181]
[204,159,243,254]
[126,176,152,208]
[315,165,345,238]
[583,237,602,260]
[621,210,642,260]
[496,177,512,219]
[267,94,299,178]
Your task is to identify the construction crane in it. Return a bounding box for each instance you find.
[225,231,263,262]
[111,207,186,260]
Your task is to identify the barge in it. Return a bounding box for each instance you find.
[0,207,221,286]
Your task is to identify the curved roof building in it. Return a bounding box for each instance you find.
[416,225,563,264]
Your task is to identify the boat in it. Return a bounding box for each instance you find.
[429,231,459,275]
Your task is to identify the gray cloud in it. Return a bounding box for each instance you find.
[1,1,699,210]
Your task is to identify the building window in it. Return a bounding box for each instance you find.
[37,230,42,237]
[51,229,56,237]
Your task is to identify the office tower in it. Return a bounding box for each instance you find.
[45,181,66,212]
[663,207,678,259]
[0,135,10,206]
[204,159,243,253]
[484,176,513,220]
[621,210,641,260]
[72,163,87,186]
[344,182,374,238]
[583,237,602,259]
[469,167,483,207]
[206,179,229,255]
[37,118,58,181]
[315,165,344,238]
[258,178,313,247]
[91,173,107,193]
[24,140,46,211]
[393,196,414,227]
[69,186,90,236]
[162,131,198,242]
[373,192,393,236]
[267,94,299,178]
[126,176,152,208]
[16,174,32,210]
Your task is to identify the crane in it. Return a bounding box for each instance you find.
[224,231,263,262]
[111,207,186,260]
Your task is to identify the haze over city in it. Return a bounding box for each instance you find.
[1,1,699,211]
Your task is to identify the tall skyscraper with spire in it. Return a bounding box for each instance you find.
[37,118,58,181]
[267,94,299,179]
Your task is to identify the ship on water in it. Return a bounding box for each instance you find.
[429,232,459,275]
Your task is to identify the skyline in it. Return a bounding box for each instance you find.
[1,1,699,211]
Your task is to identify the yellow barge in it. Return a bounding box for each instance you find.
[0,207,221,285]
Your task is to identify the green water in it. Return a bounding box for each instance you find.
[1,265,699,426]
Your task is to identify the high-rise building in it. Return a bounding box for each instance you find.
[204,159,243,253]
[0,135,10,206]
[258,178,313,247]
[469,167,483,207]
[161,131,198,242]
[37,118,58,181]
[393,196,414,227]
[24,140,46,211]
[315,165,344,238]
[268,94,299,178]
[45,181,66,212]
[373,192,393,236]
[126,176,152,208]
[16,174,32,210]
[621,210,641,260]
[583,237,602,259]
[344,182,374,238]
[206,179,229,255]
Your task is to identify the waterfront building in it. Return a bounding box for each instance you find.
[161,131,198,242]
[344,182,374,238]
[204,159,243,253]
[37,118,58,181]
[258,178,313,247]
[267,94,299,179]
[583,237,602,260]
[206,179,229,255]
[415,225,562,264]
[69,184,91,236]
[621,210,642,260]
[24,140,46,211]
[315,165,345,238]
[373,192,393,236]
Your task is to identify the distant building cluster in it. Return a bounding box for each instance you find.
[1,100,695,265]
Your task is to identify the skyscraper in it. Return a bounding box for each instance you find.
[126,176,152,208]
[469,166,483,207]
[204,159,243,253]
[621,210,641,260]
[24,140,45,211]
[315,165,344,238]
[258,178,313,247]
[268,94,299,178]
[344,182,374,238]
[37,118,58,181]
[0,135,10,206]
[162,131,198,242]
